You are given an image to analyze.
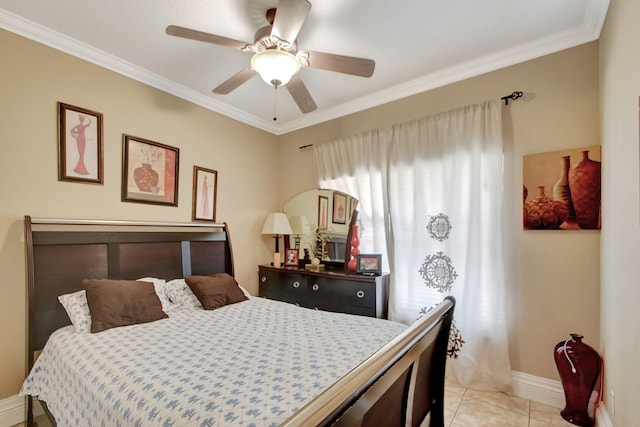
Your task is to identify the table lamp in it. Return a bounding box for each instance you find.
[261,212,293,267]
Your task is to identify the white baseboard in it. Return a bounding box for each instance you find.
[595,404,614,427]
[511,371,614,427]
[0,394,25,427]
[0,371,611,426]
[511,370,566,408]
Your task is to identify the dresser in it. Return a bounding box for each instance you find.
[258,264,389,318]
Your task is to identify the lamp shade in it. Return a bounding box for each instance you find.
[288,215,310,235]
[261,212,293,235]
[251,49,301,87]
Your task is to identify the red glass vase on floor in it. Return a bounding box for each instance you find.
[347,224,360,272]
[553,334,601,426]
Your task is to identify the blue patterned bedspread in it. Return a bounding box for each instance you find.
[21,297,406,426]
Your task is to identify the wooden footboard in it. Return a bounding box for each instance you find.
[281,296,455,427]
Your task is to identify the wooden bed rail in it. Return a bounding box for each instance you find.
[281,296,455,427]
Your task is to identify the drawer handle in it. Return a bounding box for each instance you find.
[260,276,267,283]
[312,284,319,291]
[293,281,300,288]
[356,290,365,298]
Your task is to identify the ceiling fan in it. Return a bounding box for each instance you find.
[166,0,375,114]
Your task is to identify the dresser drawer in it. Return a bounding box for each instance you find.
[310,300,376,317]
[308,277,376,308]
[258,265,388,318]
[260,289,306,307]
[259,269,307,294]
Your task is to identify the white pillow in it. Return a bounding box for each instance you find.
[238,283,252,298]
[59,278,173,333]
[137,277,174,313]
[58,290,91,334]
[164,278,203,309]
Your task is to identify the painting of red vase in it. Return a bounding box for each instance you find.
[523,146,601,230]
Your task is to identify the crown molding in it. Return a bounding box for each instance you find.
[1,0,608,136]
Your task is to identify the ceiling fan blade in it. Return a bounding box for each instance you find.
[286,75,317,114]
[271,0,311,48]
[301,50,375,78]
[166,25,250,51]
[213,67,257,94]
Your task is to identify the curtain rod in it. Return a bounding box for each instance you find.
[298,90,524,150]
[501,91,523,105]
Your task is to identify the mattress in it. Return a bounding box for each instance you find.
[21,297,406,427]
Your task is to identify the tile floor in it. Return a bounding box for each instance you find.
[444,378,575,427]
[13,379,574,427]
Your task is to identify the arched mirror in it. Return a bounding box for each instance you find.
[284,189,358,265]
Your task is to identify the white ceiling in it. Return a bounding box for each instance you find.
[0,0,609,135]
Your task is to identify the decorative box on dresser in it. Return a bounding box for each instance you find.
[258,264,389,318]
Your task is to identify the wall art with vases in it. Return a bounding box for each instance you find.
[523,146,601,230]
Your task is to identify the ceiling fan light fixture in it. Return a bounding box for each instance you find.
[251,49,301,87]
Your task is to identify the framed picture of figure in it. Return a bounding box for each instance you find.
[192,166,218,222]
[58,102,103,184]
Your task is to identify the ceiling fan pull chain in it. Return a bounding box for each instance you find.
[273,86,278,121]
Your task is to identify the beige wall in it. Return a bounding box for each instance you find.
[279,42,602,382]
[0,29,278,398]
[599,0,640,424]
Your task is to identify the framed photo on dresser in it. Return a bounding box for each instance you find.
[285,248,299,267]
[356,254,382,275]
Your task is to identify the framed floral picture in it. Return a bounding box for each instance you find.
[192,166,218,222]
[58,102,103,184]
[122,134,179,206]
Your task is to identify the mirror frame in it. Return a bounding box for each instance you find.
[283,189,358,268]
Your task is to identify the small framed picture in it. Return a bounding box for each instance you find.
[192,166,218,222]
[332,192,347,224]
[356,254,382,275]
[58,102,103,184]
[122,134,179,206]
[318,195,329,229]
[350,197,358,218]
[285,248,299,267]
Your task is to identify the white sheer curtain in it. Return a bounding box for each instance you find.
[314,100,512,391]
[314,128,392,271]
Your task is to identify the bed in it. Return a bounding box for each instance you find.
[21,215,455,427]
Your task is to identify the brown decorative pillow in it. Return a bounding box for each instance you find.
[83,279,168,333]
[185,273,248,310]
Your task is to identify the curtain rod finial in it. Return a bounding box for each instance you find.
[501,91,524,105]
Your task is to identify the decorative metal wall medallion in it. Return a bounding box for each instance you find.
[426,213,452,241]
[419,251,458,293]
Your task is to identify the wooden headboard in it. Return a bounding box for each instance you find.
[24,215,234,363]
